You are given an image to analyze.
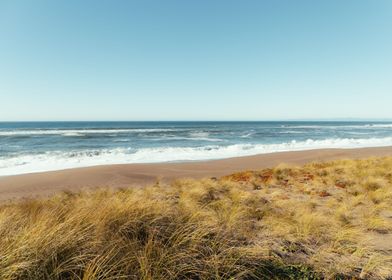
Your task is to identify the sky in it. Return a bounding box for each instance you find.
[0,0,391,121]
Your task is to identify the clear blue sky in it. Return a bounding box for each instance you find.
[1,0,391,121]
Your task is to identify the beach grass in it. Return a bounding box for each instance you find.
[0,157,392,279]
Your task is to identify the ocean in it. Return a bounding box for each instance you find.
[1,121,392,176]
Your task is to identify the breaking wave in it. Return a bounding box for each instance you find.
[0,128,182,136]
[1,137,392,176]
[281,124,392,129]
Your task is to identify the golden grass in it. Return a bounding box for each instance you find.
[1,157,392,279]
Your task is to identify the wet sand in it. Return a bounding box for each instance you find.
[1,146,392,201]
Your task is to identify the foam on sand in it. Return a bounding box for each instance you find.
[1,137,392,176]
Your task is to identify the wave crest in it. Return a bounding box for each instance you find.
[1,137,392,176]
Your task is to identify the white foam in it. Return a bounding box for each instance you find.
[149,132,224,142]
[0,128,181,136]
[279,130,305,134]
[62,132,85,137]
[365,124,392,128]
[1,137,392,176]
[282,124,392,129]
[240,131,256,138]
[1,124,391,137]
[189,131,209,138]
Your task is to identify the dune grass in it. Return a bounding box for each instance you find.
[0,157,392,279]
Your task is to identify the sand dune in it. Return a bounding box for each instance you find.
[0,146,392,201]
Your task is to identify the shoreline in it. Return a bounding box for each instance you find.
[1,146,392,201]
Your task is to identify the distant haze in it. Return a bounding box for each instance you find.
[1,0,391,121]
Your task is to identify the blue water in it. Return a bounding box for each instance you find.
[1,121,392,175]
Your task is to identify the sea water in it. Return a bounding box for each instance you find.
[1,121,392,175]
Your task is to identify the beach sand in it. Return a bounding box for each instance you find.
[1,146,392,201]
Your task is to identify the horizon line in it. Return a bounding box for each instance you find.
[1,118,392,123]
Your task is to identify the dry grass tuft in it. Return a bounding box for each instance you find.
[1,157,392,279]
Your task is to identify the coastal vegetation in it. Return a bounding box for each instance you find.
[0,157,391,279]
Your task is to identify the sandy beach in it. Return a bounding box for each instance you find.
[0,146,391,201]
